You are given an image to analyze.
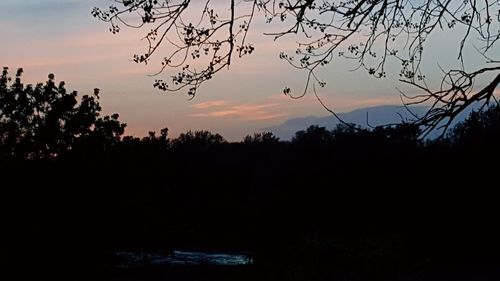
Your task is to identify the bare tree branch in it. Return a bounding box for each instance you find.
[94,0,500,135]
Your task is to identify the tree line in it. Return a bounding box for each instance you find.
[1,69,500,280]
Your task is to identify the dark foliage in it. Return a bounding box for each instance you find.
[0,67,126,160]
[1,70,500,280]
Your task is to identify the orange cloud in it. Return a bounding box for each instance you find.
[190,101,285,121]
[191,100,229,109]
[232,103,279,111]
[191,110,238,117]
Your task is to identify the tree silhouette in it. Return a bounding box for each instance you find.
[292,125,335,145]
[447,104,500,146]
[0,67,126,159]
[93,0,500,133]
[172,130,226,150]
[2,65,499,279]
[243,131,280,144]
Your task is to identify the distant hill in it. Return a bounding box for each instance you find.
[265,105,476,140]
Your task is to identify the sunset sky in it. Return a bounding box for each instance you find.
[1,0,495,140]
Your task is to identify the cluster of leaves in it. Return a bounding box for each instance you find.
[0,68,126,160]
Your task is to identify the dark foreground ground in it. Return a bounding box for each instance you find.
[3,264,500,281]
[103,266,258,281]
[102,266,500,281]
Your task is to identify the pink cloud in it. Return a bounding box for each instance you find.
[190,101,285,121]
[191,110,238,117]
[191,100,229,109]
[232,103,279,111]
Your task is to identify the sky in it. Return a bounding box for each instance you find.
[1,0,497,141]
